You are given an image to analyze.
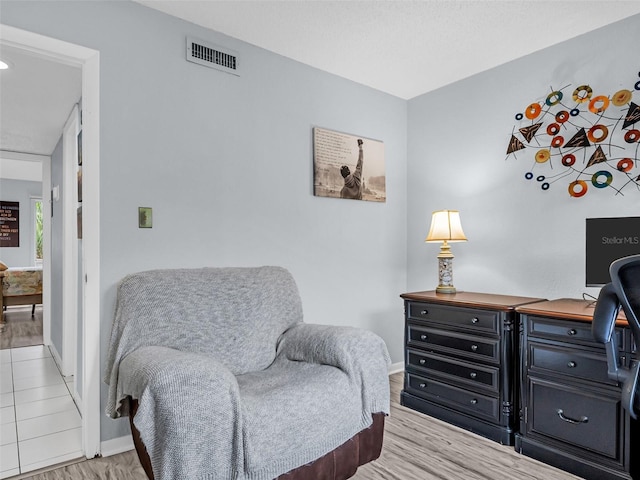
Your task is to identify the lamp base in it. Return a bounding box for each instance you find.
[436,252,457,294]
[436,285,457,294]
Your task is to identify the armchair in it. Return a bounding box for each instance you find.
[105,266,390,480]
[592,254,640,418]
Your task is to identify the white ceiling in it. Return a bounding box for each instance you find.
[0,44,81,158]
[1,1,639,164]
[135,0,640,100]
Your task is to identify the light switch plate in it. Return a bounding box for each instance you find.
[138,207,152,228]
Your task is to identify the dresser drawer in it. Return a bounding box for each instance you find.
[529,343,618,386]
[527,316,626,350]
[407,348,499,392]
[407,371,500,423]
[529,380,620,459]
[407,302,499,335]
[408,323,499,362]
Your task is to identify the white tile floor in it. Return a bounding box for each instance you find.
[0,345,82,479]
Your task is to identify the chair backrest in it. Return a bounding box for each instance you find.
[592,254,640,418]
[112,266,303,375]
[610,255,640,345]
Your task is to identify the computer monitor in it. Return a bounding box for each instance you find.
[586,216,640,287]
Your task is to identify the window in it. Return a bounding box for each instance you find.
[32,198,43,266]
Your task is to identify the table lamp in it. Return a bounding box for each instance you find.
[425,210,467,294]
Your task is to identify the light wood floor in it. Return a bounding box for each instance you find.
[0,305,43,350]
[353,374,581,479]
[16,373,583,480]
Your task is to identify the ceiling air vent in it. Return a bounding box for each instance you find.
[186,36,240,76]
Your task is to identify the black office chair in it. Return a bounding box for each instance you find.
[592,254,640,419]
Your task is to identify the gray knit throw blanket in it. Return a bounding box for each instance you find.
[104,266,391,480]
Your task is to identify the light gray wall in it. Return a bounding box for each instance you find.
[0,178,41,267]
[407,14,640,301]
[7,0,634,448]
[50,137,63,354]
[0,1,408,442]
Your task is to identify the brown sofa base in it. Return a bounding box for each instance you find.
[128,397,385,480]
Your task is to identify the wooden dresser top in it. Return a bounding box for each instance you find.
[516,298,627,325]
[400,291,546,312]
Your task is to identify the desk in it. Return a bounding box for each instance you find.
[516,299,634,480]
[400,293,636,480]
[399,291,545,445]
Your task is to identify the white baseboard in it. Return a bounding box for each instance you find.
[388,361,404,375]
[49,344,63,371]
[101,435,135,457]
[71,379,83,414]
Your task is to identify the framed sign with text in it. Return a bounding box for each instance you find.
[0,201,19,247]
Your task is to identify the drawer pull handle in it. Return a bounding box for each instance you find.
[557,409,588,425]
[470,398,478,405]
[419,383,426,389]
[469,372,477,379]
[567,361,577,368]
[567,329,577,336]
[420,334,428,341]
[419,359,426,365]
[421,310,428,315]
[471,317,479,324]
[471,345,478,352]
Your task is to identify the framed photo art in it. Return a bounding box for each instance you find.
[77,130,82,165]
[313,127,385,202]
[77,206,82,239]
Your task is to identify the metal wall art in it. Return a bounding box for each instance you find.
[506,69,640,198]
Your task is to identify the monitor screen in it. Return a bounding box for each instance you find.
[586,216,640,287]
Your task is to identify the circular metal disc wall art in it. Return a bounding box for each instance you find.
[506,68,640,198]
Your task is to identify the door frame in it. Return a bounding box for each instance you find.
[42,155,52,348]
[0,24,102,458]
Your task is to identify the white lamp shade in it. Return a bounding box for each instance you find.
[425,210,467,243]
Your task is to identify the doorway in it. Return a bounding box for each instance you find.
[0,24,101,469]
[0,151,46,350]
[0,50,83,475]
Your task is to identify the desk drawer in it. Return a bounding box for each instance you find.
[408,323,499,362]
[407,371,500,423]
[529,343,617,385]
[407,302,498,334]
[529,380,620,459]
[407,348,499,392]
[527,316,626,350]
